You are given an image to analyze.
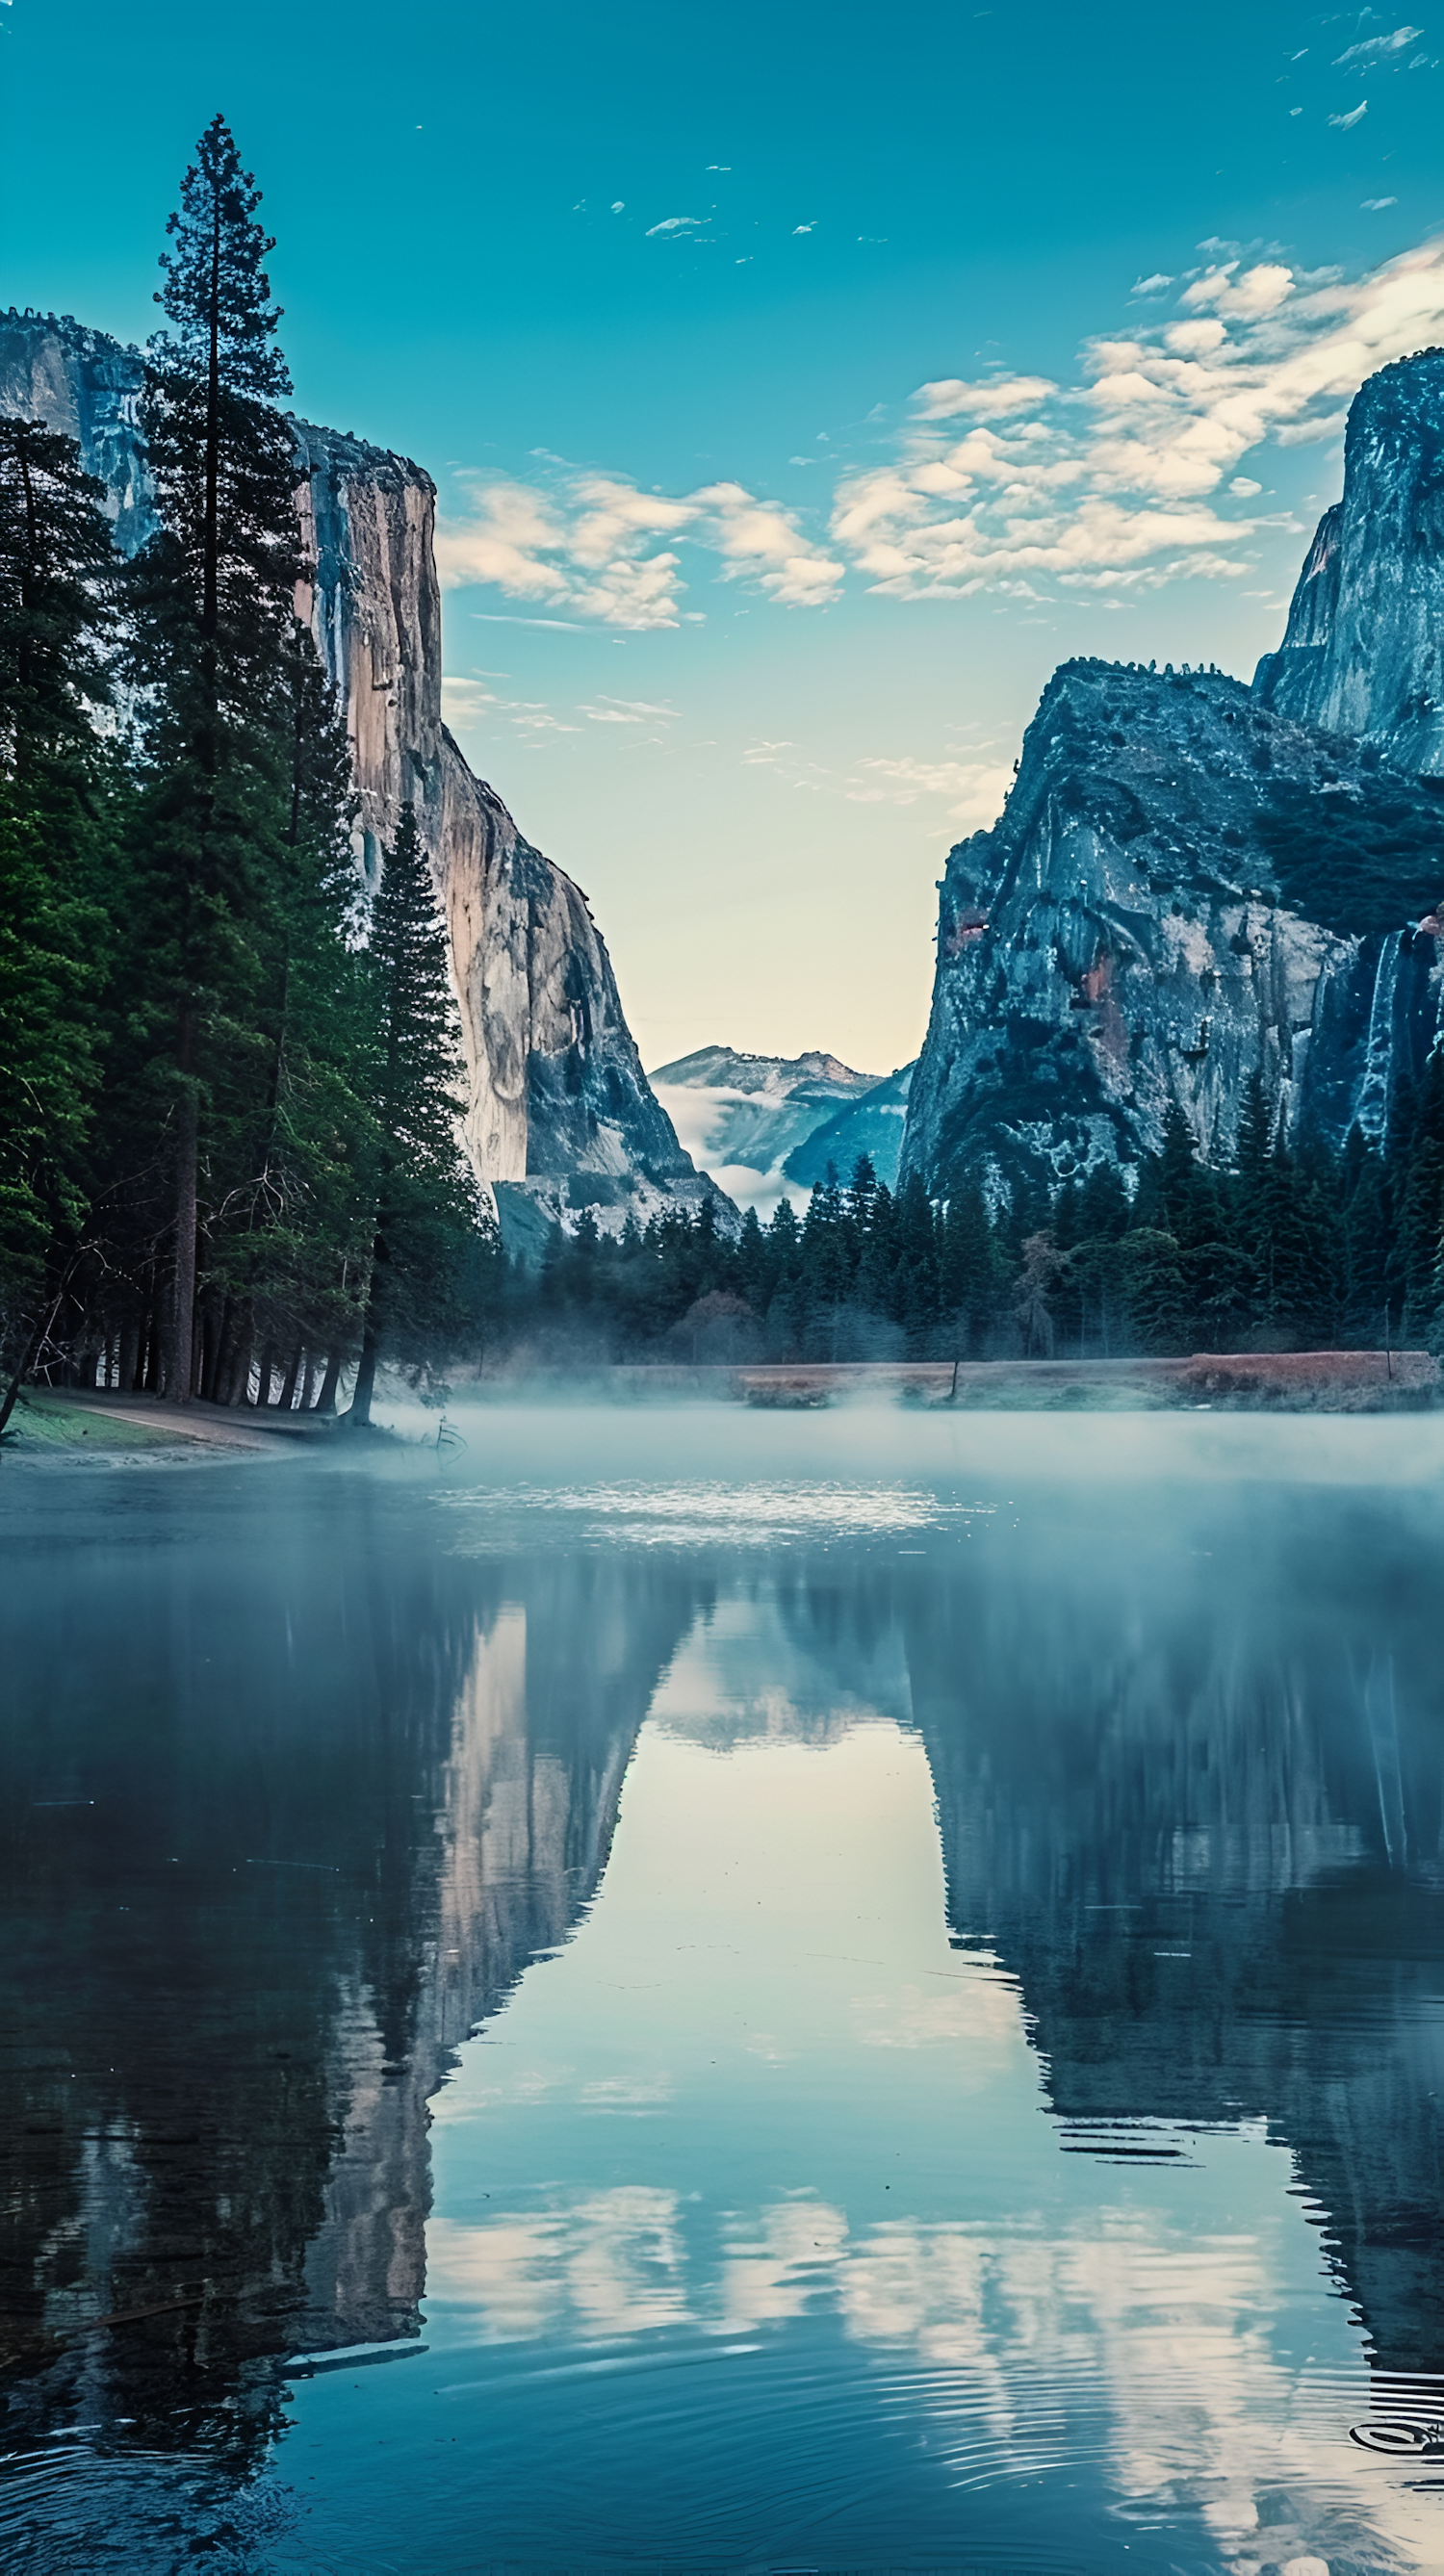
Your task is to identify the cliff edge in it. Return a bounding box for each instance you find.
[0,309,725,1247]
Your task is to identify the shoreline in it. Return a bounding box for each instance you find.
[459,1349,1439,1413]
[2,1389,329,1456]
[5,1349,1435,1459]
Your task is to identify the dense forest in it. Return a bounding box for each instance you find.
[486,1070,1444,1364]
[5,121,1444,1415]
[0,119,480,1424]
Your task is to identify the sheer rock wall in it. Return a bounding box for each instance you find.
[898,658,1419,1196]
[903,351,1444,1199]
[1254,349,1444,773]
[0,310,719,1239]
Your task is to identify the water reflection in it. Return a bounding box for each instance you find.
[0,1472,697,2486]
[2,1421,1443,2572]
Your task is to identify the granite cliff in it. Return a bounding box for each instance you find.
[1255,348,1444,771]
[0,309,724,1250]
[903,352,1444,1202]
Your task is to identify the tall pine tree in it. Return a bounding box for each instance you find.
[348,805,480,1424]
[121,116,303,1402]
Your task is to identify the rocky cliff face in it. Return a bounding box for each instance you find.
[1254,349,1444,772]
[782,1060,914,1190]
[903,351,1444,1201]
[0,310,721,1247]
[900,657,1444,1196]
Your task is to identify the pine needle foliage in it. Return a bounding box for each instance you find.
[0,419,117,1357]
[348,805,483,1422]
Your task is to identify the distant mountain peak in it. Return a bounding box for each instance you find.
[648,1045,911,1199]
[649,1044,880,1097]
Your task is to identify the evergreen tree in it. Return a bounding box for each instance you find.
[939,1180,997,1353]
[0,417,116,773]
[1117,1226,1189,1350]
[1077,1160,1129,1241]
[0,419,117,1384]
[1137,1096,1214,1249]
[798,1164,851,1353]
[1013,1229,1063,1355]
[348,804,481,1424]
[199,631,371,1407]
[1399,1048,1444,1344]
[845,1152,880,1236]
[122,115,303,1402]
[1341,1129,1399,1346]
[1051,1177,1082,1251]
[735,1204,769,1313]
[890,1172,942,1346]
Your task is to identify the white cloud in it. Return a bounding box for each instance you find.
[646,215,703,237]
[439,675,580,737]
[848,755,1011,826]
[831,233,1444,600]
[504,702,580,734]
[442,228,1444,631]
[914,374,1058,420]
[438,469,842,629]
[1334,24,1421,64]
[1131,273,1174,296]
[694,480,845,604]
[1363,194,1400,208]
[580,696,678,723]
[1166,318,1227,354]
[440,676,499,726]
[434,483,572,600]
[1328,99,1369,126]
[1180,262,1294,317]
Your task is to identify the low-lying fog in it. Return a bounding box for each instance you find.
[367,1387,1444,1493]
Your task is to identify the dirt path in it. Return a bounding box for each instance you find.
[21,1389,329,1453]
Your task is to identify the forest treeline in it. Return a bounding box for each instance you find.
[0,118,480,1422]
[491,1070,1444,1365]
[6,120,1443,1415]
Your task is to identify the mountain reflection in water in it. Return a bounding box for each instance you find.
[1,1409,1443,2574]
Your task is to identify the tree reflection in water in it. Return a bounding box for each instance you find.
[2,1429,1443,2571]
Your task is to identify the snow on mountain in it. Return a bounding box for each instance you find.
[648,1046,884,1210]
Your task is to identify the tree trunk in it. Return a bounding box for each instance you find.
[168,1087,199,1404]
[276,1344,302,1412]
[200,1296,228,1403]
[348,1326,378,1426]
[142,1296,162,1393]
[254,1341,275,1409]
[226,1308,257,1411]
[314,1349,343,1414]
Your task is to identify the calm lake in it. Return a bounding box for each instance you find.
[4,1405,1444,2575]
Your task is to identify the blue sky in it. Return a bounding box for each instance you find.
[6,0,1444,1069]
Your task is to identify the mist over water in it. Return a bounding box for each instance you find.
[4,1408,1444,2573]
